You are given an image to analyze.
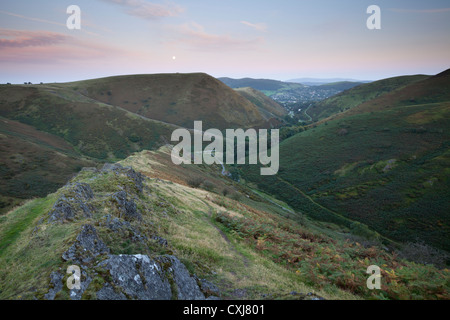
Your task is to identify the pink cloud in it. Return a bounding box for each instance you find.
[240,21,267,32]
[171,22,264,51]
[0,29,68,48]
[0,29,125,64]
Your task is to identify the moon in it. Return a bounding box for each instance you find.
[172,56,176,60]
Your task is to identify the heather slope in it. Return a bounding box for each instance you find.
[60,73,282,130]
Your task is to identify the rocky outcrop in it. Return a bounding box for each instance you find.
[103,214,147,243]
[48,183,94,223]
[101,163,145,194]
[96,254,172,300]
[156,255,205,300]
[111,191,142,222]
[44,271,64,300]
[43,163,220,300]
[94,254,207,300]
[62,225,110,264]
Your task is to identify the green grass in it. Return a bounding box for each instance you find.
[0,196,56,256]
[241,94,450,251]
[308,74,430,121]
[0,193,82,299]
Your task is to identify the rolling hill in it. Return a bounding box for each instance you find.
[58,73,283,130]
[240,69,450,252]
[0,73,285,214]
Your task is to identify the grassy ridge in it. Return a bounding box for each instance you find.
[0,148,447,300]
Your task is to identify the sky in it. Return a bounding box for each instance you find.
[0,0,449,83]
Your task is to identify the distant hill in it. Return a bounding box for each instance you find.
[241,69,450,252]
[0,116,95,212]
[287,77,371,86]
[218,77,304,92]
[316,81,366,91]
[66,73,281,130]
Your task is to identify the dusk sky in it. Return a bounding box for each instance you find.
[1,0,449,83]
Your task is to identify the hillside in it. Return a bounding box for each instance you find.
[0,146,448,300]
[0,73,285,215]
[234,87,287,119]
[58,73,281,130]
[0,117,95,213]
[0,83,178,214]
[306,74,430,122]
[240,69,450,252]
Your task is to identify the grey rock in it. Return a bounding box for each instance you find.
[70,183,94,200]
[48,196,92,222]
[62,225,109,264]
[106,216,147,242]
[101,163,145,194]
[96,283,127,300]
[48,183,94,223]
[157,255,205,300]
[151,235,168,247]
[95,254,206,300]
[69,270,92,300]
[111,191,142,222]
[97,254,172,300]
[101,163,124,172]
[124,167,145,194]
[44,271,64,300]
[306,292,325,300]
[197,278,220,298]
